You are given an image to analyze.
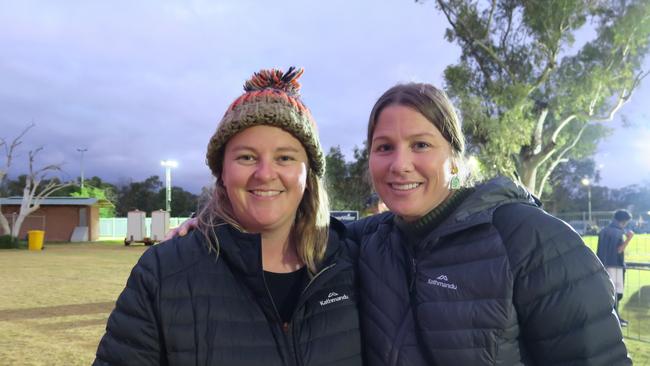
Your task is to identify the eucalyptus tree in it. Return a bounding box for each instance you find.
[423,0,650,197]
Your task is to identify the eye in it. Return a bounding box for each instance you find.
[236,154,256,163]
[412,141,431,151]
[373,143,393,153]
[277,155,296,163]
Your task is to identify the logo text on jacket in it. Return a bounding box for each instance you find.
[319,292,349,306]
[427,275,458,290]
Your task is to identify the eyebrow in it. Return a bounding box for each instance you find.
[372,132,437,142]
[229,145,302,153]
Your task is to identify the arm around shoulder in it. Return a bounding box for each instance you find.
[494,204,631,365]
[94,247,165,366]
[344,212,391,245]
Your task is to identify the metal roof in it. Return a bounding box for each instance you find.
[0,197,102,206]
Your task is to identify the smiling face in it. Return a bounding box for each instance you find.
[369,104,455,222]
[221,125,309,234]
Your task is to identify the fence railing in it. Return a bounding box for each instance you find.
[99,217,190,239]
[620,262,650,343]
[555,211,616,229]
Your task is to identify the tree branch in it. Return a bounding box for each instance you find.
[485,0,497,40]
[435,0,516,81]
[551,115,578,144]
[588,83,603,116]
[589,70,649,122]
[535,123,589,197]
[1,122,35,185]
[500,6,513,52]
[531,108,549,154]
[470,39,516,81]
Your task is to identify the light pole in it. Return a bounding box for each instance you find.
[581,178,592,224]
[77,148,88,191]
[160,160,178,214]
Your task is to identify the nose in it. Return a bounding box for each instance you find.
[389,147,413,175]
[253,157,277,181]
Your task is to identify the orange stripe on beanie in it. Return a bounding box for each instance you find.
[206,67,325,179]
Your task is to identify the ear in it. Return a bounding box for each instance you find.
[217,174,226,188]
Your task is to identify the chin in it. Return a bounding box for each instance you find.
[388,204,420,219]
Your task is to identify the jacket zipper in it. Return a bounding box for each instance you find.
[409,257,417,292]
[288,263,337,366]
[261,273,297,366]
[407,237,439,292]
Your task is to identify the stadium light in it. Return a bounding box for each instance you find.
[160,160,178,214]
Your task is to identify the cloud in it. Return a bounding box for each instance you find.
[1,0,646,194]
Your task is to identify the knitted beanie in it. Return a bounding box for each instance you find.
[206,67,325,179]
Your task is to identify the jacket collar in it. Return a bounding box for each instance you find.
[419,176,539,240]
[206,218,346,322]
[211,217,347,277]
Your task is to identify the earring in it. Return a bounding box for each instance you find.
[449,166,460,190]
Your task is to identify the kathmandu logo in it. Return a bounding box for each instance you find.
[427,274,458,290]
[319,292,349,306]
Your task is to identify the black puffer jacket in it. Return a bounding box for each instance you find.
[349,177,630,366]
[94,219,363,366]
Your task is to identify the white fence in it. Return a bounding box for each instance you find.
[99,217,190,239]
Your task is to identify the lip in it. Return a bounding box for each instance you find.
[388,182,422,192]
[248,189,283,198]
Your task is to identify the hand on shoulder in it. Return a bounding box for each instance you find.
[163,217,198,240]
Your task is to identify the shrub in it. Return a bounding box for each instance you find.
[0,235,19,249]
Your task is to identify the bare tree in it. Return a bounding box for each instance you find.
[0,123,72,239]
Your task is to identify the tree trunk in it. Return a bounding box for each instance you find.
[0,210,10,236]
[11,213,26,238]
[11,187,39,239]
[519,158,538,196]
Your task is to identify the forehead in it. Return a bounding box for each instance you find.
[373,105,444,139]
[226,125,306,151]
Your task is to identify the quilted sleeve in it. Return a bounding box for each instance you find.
[93,248,165,366]
[495,204,632,366]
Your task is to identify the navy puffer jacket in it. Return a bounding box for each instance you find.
[349,177,630,366]
[94,218,363,366]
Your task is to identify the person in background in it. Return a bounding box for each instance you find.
[363,192,388,217]
[94,67,363,366]
[168,81,631,365]
[597,209,634,327]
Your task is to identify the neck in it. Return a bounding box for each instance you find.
[395,187,474,244]
[260,225,303,273]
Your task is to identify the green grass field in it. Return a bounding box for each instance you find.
[0,236,648,365]
[583,234,650,364]
[0,242,148,366]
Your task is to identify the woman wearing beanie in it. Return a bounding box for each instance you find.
[93,67,363,366]
[167,81,631,365]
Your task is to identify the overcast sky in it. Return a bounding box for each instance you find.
[1,0,649,193]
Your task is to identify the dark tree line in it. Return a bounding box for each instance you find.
[324,145,373,213]
[323,146,650,216]
[115,175,199,217]
[544,158,650,215]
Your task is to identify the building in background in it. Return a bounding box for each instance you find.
[0,197,112,242]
